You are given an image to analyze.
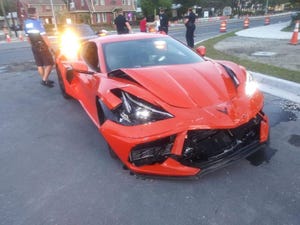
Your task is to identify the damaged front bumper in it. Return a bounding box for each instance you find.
[125,113,269,176]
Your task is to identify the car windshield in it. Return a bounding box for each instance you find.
[103,37,205,72]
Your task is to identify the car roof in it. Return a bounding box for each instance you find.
[63,23,91,28]
[60,23,96,36]
[92,33,169,44]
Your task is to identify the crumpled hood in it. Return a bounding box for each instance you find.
[120,61,241,108]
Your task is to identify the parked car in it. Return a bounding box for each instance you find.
[55,33,269,177]
[56,23,107,59]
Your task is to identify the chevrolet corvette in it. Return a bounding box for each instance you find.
[55,33,269,177]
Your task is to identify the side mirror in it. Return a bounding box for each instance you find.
[66,61,94,83]
[70,61,95,74]
[71,61,89,72]
[196,46,206,57]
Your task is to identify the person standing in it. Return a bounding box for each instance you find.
[185,8,196,48]
[154,15,160,32]
[148,15,160,33]
[139,16,147,32]
[159,8,169,34]
[24,7,54,88]
[114,8,132,34]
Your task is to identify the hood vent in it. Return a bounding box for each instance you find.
[220,64,240,88]
[108,69,138,84]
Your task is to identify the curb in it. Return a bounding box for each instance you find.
[252,72,300,104]
[0,38,26,44]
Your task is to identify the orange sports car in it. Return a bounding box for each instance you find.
[55,33,269,177]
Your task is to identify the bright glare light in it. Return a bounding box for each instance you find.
[154,41,167,50]
[135,108,151,120]
[60,29,80,60]
[245,71,257,96]
[66,18,72,24]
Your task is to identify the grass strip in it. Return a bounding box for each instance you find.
[198,32,300,83]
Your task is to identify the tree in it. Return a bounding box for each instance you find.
[141,0,172,19]
[290,0,300,9]
[173,0,200,17]
[173,0,237,17]
[0,0,17,16]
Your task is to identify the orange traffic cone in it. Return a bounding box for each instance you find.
[264,16,270,25]
[6,34,11,42]
[220,20,227,32]
[243,17,250,29]
[289,20,299,45]
[19,33,24,41]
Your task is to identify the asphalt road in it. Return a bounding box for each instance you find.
[0,50,300,225]
[169,13,291,44]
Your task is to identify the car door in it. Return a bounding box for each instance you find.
[75,42,101,127]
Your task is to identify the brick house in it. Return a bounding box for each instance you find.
[17,0,136,26]
[69,0,137,25]
[17,0,67,25]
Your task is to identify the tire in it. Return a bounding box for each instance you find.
[56,64,72,99]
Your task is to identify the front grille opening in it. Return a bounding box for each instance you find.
[129,135,175,167]
[180,115,262,166]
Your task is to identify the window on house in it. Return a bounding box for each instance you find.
[81,0,85,7]
[101,13,107,22]
[100,0,105,5]
[96,13,107,23]
[36,6,42,14]
[70,1,75,10]
[96,13,101,23]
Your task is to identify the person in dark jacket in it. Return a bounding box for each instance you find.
[185,8,196,48]
[114,8,132,34]
[24,7,54,87]
[159,8,169,34]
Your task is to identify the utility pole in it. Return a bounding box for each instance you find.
[50,0,57,32]
[10,12,18,37]
[0,0,11,35]
[265,0,269,15]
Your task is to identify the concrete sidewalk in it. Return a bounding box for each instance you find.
[236,21,292,39]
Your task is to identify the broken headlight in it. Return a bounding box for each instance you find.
[112,91,173,126]
[245,71,258,97]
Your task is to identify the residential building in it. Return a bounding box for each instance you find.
[17,0,66,25]
[73,0,136,24]
[17,0,137,26]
